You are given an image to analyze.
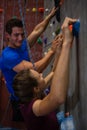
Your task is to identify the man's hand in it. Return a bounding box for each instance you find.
[49,7,59,18]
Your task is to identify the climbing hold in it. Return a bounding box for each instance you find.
[73,20,80,37]
[38,8,44,13]
[12,16,17,19]
[32,8,37,12]
[44,52,47,56]
[54,0,61,22]
[69,20,80,37]
[55,27,61,35]
[43,37,47,44]
[53,20,55,24]
[45,8,49,12]
[69,24,73,31]
[37,37,43,44]
[52,32,56,37]
[49,23,53,27]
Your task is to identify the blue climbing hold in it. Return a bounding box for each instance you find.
[73,20,80,37]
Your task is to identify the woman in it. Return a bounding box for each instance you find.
[13,17,77,130]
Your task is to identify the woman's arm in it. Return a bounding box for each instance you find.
[43,71,54,90]
[33,17,77,116]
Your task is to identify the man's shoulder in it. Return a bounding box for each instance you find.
[2,47,18,59]
[2,46,13,53]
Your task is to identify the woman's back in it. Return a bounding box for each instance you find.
[20,99,59,130]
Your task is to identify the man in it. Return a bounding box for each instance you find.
[0,7,59,121]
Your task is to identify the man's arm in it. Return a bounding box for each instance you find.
[13,49,54,73]
[13,34,60,73]
[27,7,57,47]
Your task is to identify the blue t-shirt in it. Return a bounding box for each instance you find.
[1,40,30,100]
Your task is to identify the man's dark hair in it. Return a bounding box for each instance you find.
[13,69,38,103]
[5,18,23,34]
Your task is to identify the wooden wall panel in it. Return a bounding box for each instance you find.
[0,0,43,129]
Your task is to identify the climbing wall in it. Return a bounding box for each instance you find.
[44,0,87,130]
[60,1,87,130]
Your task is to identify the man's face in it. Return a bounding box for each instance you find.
[8,27,24,48]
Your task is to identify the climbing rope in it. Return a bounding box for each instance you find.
[18,0,36,69]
